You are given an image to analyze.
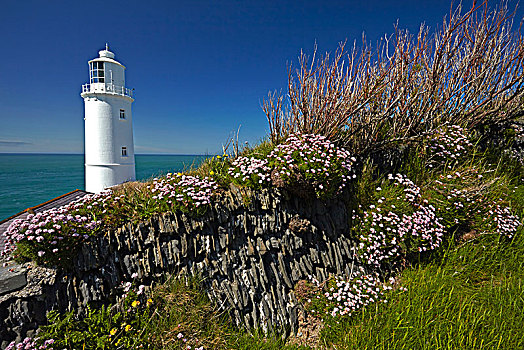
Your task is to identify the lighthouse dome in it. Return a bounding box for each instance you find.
[99,48,115,59]
[90,44,125,68]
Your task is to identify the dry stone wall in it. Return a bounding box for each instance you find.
[0,186,362,346]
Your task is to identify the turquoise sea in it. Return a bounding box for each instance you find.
[0,154,208,221]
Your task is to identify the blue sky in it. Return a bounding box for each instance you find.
[0,0,521,154]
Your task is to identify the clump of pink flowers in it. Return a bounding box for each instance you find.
[324,274,391,318]
[486,202,521,239]
[268,133,356,198]
[228,156,271,188]
[354,174,445,266]
[427,124,473,168]
[148,173,218,213]
[5,337,54,350]
[3,191,111,265]
[303,273,396,320]
[431,168,521,238]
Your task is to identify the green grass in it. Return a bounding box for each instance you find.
[37,274,308,350]
[143,274,306,349]
[320,227,524,350]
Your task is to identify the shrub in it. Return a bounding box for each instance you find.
[487,203,521,239]
[3,191,111,266]
[228,156,271,189]
[147,173,218,216]
[263,2,524,156]
[425,165,521,239]
[37,278,152,349]
[296,274,394,321]
[425,124,474,169]
[354,174,445,266]
[267,133,356,198]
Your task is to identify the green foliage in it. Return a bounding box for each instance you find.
[34,274,307,350]
[321,229,524,350]
[239,140,275,159]
[39,300,153,349]
[193,154,233,188]
[398,143,429,184]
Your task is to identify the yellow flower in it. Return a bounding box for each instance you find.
[217,155,222,159]
[147,298,153,306]
[177,172,182,176]
[131,300,140,308]
[110,328,118,336]
[210,171,215,176]
[125,324,132,332]
[223,153,228,157]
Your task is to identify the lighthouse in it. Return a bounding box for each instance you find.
[81,45,136,193]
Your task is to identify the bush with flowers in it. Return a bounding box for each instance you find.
[502,123,524,165]
[227,156,271,189]
[147,173,218,216]
[483,202,522,239]
[3,173,218,266]
[3,133,361,268]
[417,121,522,240]
[267,133,356,199]
[3,191,112,266]
[353,173,445,266]
[4,337,55,350]
[424,166,521,239]
[295,273,395,324]
[425,124,474,170]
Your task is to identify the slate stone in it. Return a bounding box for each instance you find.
[0,186,362,343]
[0,264,27,296]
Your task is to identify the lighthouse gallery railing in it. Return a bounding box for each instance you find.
[81,83,134,98]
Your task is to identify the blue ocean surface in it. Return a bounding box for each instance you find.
[0,154,209,221]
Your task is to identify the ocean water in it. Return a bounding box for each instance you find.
[0,154,208,221]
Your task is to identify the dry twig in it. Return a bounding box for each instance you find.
[264,1,524,155]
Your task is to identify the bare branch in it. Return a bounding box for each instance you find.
[263,1,524,155]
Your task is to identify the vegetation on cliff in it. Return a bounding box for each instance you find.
[4,0,524,349]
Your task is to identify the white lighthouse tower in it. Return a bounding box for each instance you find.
[81,44,136,193]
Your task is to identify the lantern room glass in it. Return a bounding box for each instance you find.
[89,62,105,83]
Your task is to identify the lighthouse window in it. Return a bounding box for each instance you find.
[119,109,126,119]
[121,147,128,157]
[89,61,105,83]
